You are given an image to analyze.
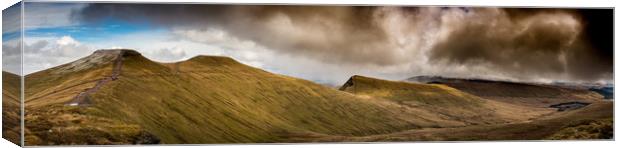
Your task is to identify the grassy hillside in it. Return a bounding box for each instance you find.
[2,71,21,145]
[341,75,485,107]
[283,101,613,142]
[25,50,121,108]
[23,50,160,145]
[24,49,474,145]
[339,75,551,126]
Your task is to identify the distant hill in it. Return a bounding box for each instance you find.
[405,76,604,107]
[22,49,468,145]
[339,75,551,126]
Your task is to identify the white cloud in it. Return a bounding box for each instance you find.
[21,35,94,74]
[172,28,258,51]
[171,28,424,85]
[2,38,22,75]
[144,47,187,62]
[56,36,80,46]
[85,30,225,63]
[109,46,125,49]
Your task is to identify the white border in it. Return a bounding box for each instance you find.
[1,0,618,148]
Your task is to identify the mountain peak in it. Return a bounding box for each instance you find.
[339,75,373,91]
[48,49,142,75]
[93,49,141,57]
[185,55,242,66]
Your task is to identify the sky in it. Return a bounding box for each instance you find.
[2,3,614,85]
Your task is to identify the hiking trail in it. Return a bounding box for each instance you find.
[66,51,126,106]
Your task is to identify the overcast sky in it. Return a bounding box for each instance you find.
[2,3,613,85]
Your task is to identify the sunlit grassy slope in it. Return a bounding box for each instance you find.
[341,75,485,107]
[24,49,479,144]
[2,71,21,145]
[24,50,160,145]
[25,50,120,108]
[339,75,552,125]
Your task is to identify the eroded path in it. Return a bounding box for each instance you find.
[66,51,125,106]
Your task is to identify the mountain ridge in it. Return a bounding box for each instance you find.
[7,49,612,145]
[338,75,553,125]
[21,49,444,144]
[405,75,605,107]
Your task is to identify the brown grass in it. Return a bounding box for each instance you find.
[282,102,613,142]
[2,71,21,146]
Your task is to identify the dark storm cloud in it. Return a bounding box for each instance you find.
[428,8,612,81]
[73,4,409,65]
[72,4,613,82]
